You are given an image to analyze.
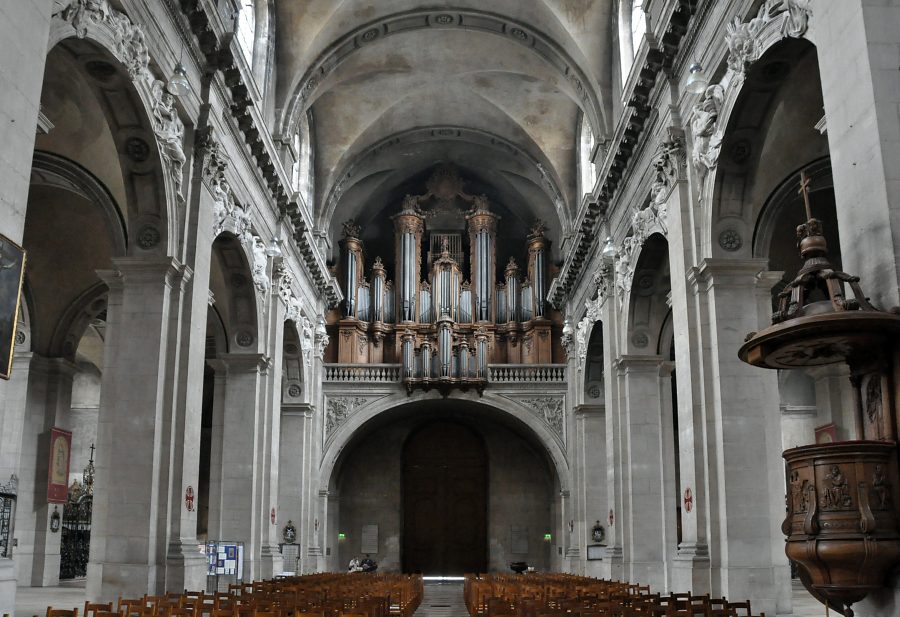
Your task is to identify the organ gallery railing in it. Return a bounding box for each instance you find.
[323,363,567,384]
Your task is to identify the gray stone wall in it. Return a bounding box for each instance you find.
[336,416,554,574]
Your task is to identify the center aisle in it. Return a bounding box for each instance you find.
[414,582,467,617]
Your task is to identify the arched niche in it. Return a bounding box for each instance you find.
[209,234,263,353]
[44,17,181,256]
[583,325,605,405]
[327,398,560,574]
[707,37,826,260]
[625,233,671,355]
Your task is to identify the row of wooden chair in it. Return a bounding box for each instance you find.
[464,574,766,617]
[28,573,423,617]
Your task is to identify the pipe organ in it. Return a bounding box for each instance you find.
[333,170,557,390]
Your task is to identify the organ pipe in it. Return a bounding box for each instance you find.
[466,200,499,323]
[392,196,424,323]
[340,219,364,319]
[505,257,521,323]
[371,257,386,323]
[527,221,549,319]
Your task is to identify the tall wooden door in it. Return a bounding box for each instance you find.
[402,421,487,574]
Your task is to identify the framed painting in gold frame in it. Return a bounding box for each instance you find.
[0,234,26,380]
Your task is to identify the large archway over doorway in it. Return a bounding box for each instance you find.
[332,398,558,574]
[402,421,487,575]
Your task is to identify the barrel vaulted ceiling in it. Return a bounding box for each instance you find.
[272,0,615,261]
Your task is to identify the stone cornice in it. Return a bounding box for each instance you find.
[174,0,342,309]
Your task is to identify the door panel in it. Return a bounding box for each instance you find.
[402,422,487,574]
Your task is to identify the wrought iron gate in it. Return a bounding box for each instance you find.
[60,491,92,579]
[60,445,94,579]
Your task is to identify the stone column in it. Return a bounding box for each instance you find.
[0,0,56,610]
[574,404,608,579]
[300,334,327,574]
[258,284,285,579]
[613,354,670,591]
[813,1,900,309]
[14,355,77,587]
[204,360,227,542]
[210,352,270,581]
[663,132,712,593]
[87,257,190,601]
[163,128,219,593]
[598,287,625,582]
[694,259,785,616]
[277,404,312,573]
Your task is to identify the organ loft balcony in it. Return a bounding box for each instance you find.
[322,166,568,394]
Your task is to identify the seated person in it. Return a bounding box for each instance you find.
[360,554,377,572]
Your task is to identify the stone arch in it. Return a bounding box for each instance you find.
[14,287,35,355]
[320,391,569,495]
[623,232,670,355]
[278,7,610,142]
[753,156,838,305]
[582,322,605,406]
[320,125,570,240]
[281,302,316,405]
[30,151,127,256]
[48,283,109,362]
[209,234,264,353]
[47,3,187,255]
[695,2,815,258]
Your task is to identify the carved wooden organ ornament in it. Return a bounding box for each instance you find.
[333,168,556,392]
[739,172,900,617]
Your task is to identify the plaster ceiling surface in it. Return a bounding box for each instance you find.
[271,1,615,250]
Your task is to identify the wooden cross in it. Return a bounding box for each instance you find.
[798,170,814,220]
[88,443,95,464]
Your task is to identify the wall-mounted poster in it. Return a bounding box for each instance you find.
[0,234,26,380]
[48,428,72,503]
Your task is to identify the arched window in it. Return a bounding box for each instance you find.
[578,115,597,196]
[293,112,314,207]
[619,0,647,85]
[631,0,646,57]
[236,0,256,68]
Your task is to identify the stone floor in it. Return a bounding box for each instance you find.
[13,578,826,617]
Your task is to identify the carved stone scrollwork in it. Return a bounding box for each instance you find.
[250,235,270,296]
[593,261,613,301]
[60,0,150,80]
[277,266,294,306]
[150,80,186,200]
[725,1,812,75]
[299,316,314,367]
[513,396,565,443]
[690,84,725,200]
[615,235,640,307]
[325,396,382,438]
[315,332,330,360]
[649,135,685,235]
